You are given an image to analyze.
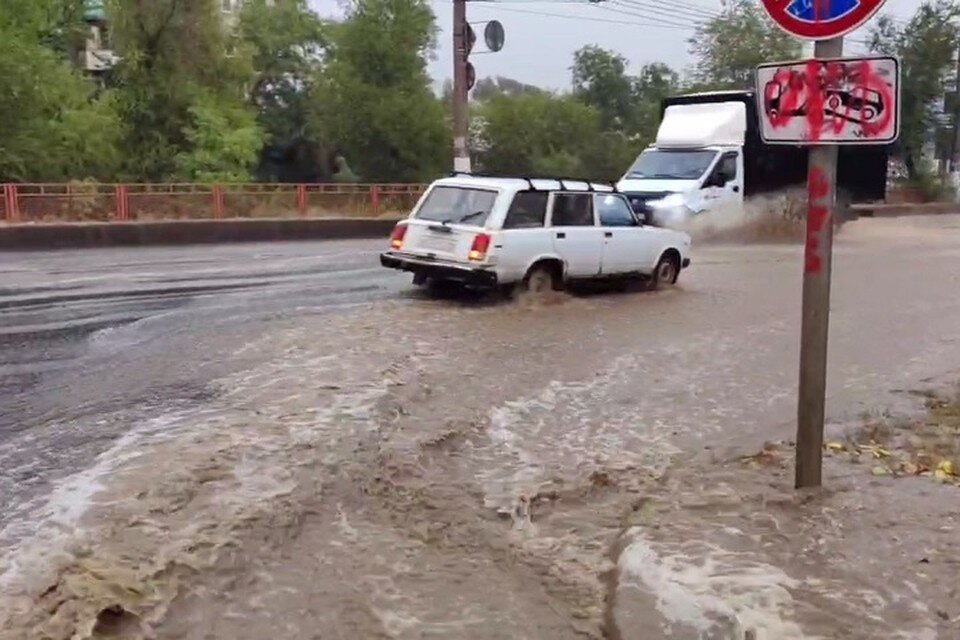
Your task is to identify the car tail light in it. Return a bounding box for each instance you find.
[468,233,491,261]
[390,224,407,250]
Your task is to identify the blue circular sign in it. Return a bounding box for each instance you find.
[763,0,888,39]
[786,0,859,23]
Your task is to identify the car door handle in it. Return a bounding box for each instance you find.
[604,231,613,238]
[732,186,740,193]
[556,232,566,239]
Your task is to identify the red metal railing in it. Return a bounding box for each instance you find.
[0,183,429,223]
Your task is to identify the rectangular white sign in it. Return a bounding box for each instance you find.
[756,56,900,145]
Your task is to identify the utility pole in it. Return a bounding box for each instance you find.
[452,0,471,173]
[951,40,960,174]
[795,36,843,489]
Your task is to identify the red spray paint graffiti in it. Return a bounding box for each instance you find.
[805,166,831,275]
[763,58,895,142]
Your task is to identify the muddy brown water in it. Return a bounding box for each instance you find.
[1,216,959,638]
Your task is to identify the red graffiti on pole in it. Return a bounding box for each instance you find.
[805,166,831,275]
[763,58,895,142]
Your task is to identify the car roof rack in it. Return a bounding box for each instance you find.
[447,171,619,193]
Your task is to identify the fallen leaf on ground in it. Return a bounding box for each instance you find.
[937,460,955,476]
[870,446,892,459]
[825,442,846,452]
[871,465,891,476]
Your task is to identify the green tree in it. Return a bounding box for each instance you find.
[688,0,800,90]
[238,0,334,181]
[476,92,603,177]
[571,45,634,131]
[870,0,960,178]
[239,0,328,180]
[0,0,89,59]
[175,97,264,182]
[308,0,449,181]
[631,62,680,146]
[0,14,121,182]
[108,0,258,180]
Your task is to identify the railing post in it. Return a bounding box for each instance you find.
[3,184,21,222]
[370,184,380,216]
[212,185,225,219]
[296,184,307,216]
[114,184,129,221]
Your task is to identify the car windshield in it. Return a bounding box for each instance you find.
[414,186,498,225]
[625,149,718,180]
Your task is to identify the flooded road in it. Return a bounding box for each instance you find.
[1,216,959,638]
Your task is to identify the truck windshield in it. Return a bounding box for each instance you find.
[414,186,498,225]
[626,150,718,180]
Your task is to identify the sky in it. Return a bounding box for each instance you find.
[307,0,927,90]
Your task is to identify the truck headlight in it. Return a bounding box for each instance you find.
[649,193,692,228]
[652,193,686,208]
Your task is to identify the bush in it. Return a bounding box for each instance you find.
[906,170,956,203]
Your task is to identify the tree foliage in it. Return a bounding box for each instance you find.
[477,93,600,176]
[688,0,800,90]
[870,0,960,177]
[108,0,259,180]
[238,0,329,141]
[0,7,121,182]
[307,0,449,181]
[572,45,633,131]
[175,98,264,183]
[9,0,957,186]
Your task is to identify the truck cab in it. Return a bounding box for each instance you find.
[618,101,747,227]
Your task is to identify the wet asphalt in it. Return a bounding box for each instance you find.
[0,239,407,536]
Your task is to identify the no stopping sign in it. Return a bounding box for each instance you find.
[760,0,888,39]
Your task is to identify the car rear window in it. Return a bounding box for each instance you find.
[503,191,548,229]
[551,193,594,227]
[414,186,498,226]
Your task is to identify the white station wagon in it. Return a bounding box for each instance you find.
[380,174,692,294]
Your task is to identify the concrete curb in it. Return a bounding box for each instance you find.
[0,217,402,251]
[851,202,959,216]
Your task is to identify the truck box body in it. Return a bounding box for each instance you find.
[660,91,888,203]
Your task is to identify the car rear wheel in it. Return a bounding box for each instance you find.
[650,254,679,290]
[517,263,561,300]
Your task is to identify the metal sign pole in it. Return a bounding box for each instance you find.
[795,36,844,489]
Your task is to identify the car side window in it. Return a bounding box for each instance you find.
[503,191,548,229]
[595,194,636,227]
[550,193,594,227]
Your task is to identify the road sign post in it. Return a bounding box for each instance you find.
[796,36,843,490]
[758,0,895,489]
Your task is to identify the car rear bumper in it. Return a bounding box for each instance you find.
[380,252,498,287]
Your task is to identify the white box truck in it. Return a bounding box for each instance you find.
[617,90,889,226]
